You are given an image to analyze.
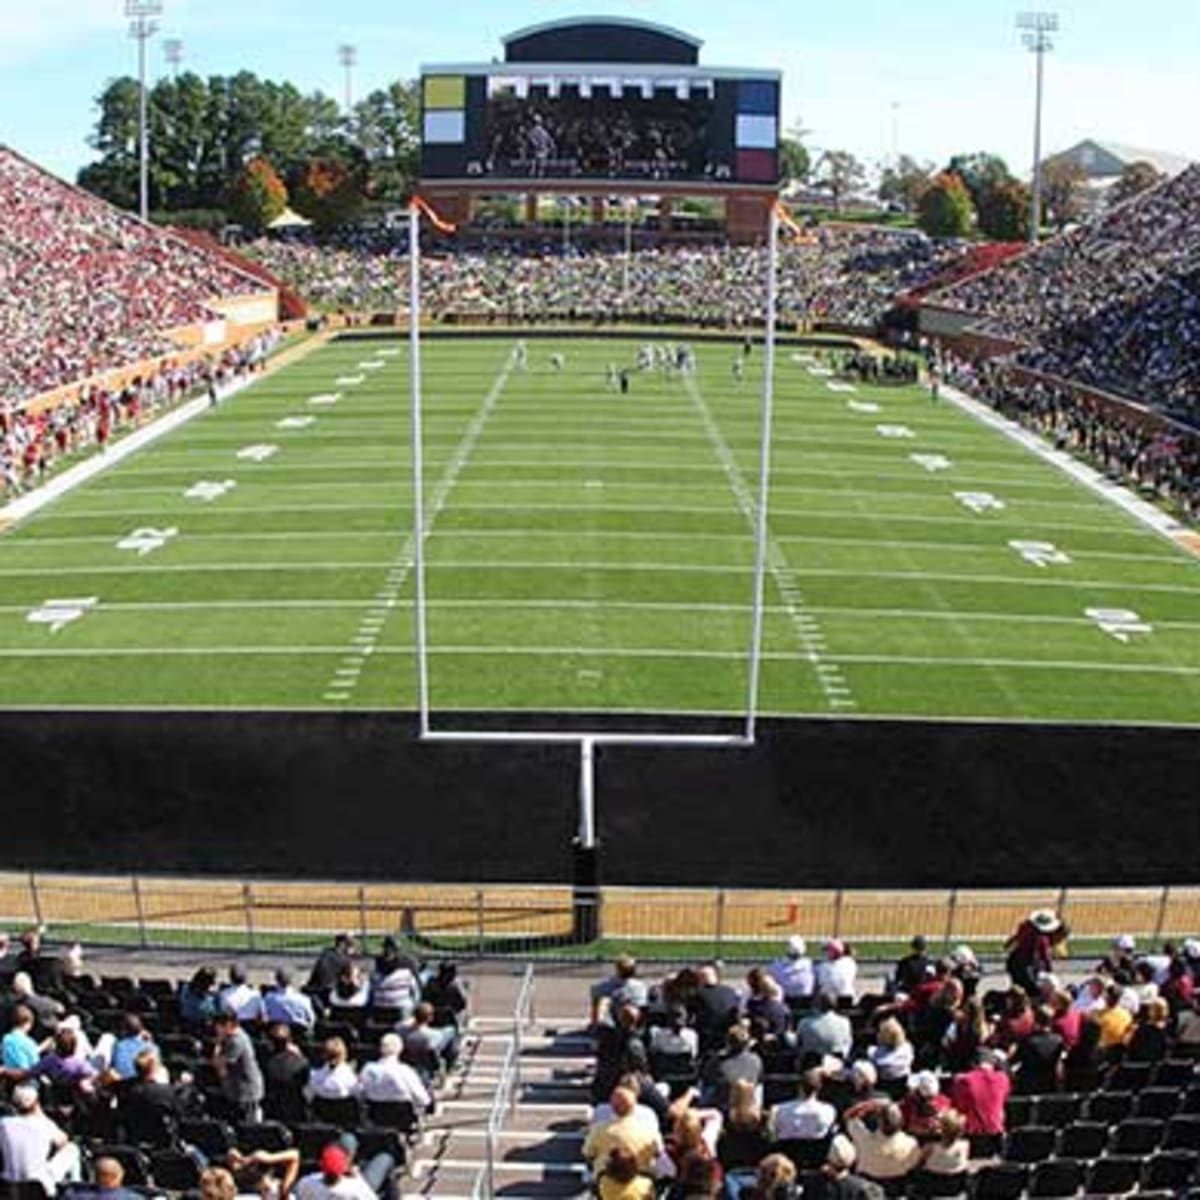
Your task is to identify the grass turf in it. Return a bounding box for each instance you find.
[1,334,1199,723]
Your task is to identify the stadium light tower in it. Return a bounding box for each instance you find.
[337,43,357,114]
[127,0,163,223]
[1018,10,1059,245]
[164,37,183,77]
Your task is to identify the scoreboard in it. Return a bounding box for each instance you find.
[420,21,780,189]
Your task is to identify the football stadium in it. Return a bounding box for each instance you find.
[1,7,1200,1199]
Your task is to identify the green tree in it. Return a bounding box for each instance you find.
[226,156,288,232]
[1040,159,1085,228]
[977,176,1031,240]
[355,81,420,201]
[77,77,141,207]
[1110,160,1165,205]
[813,149,866,212]
[917,171,975,238]
[779,137,810,185]
[289,158,365,231]
[947,151,1011,209]
[878,155,933,212]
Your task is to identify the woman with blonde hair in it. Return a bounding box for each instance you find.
[869,1016,914,1084]
[920,1109,970,1176]
[598,1146,654,1200]
[718,1079,770,1171]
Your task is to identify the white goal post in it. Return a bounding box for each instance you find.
[405,198,784,854]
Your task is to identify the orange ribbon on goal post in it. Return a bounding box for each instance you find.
[773,199,805,239]
[410,194,457,234]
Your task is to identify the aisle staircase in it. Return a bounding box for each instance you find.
[408,967,594,1200]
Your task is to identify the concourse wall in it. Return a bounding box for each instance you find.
[0,711,1195,888]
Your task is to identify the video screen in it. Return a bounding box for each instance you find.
[483,87,718,182]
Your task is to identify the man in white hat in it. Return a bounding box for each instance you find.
[1005,911,1064,996]
[769,936,814,1000]
[0,1083,82,1194]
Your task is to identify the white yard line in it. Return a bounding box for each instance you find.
[683,374,857,713]
[322,352,513,703]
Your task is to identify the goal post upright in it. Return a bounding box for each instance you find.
[405,195,785,939]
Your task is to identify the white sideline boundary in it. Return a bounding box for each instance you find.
[942,385,1194,554]
[0,378,262,530]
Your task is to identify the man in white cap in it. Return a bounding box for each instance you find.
[769,937,814,1000]
[0,1083,82,1194]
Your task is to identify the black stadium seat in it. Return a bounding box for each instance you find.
[1152,1059,1195,1089]
[1142,1151,1198,1191]
[1110,1116,1165,1155]
[148,1149,202,1191]
[1035,1094,1083,1128]
[1058,1121,1109,1159]
[1086,1090,1134,1125]
[1006,1125,1057,1163]
[973,1163,1028,1200]
[1135,1087,1182,1120]
[1029,1158,1085,1198]
[1167,1114,1200,1150]
[1085,1155,1142,1196]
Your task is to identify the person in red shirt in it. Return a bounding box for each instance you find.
[1049,990,1083,1050]
[950,1051,1011,1158]
[1005,911,1067,997]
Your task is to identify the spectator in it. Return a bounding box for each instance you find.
[0,1082,82,1194]
[9,971,64,1033]
[843,1100,921,1183]
[369,938,420,1016]
[1004,911,1065,996]
[294,1143,392,1200]
[180,967,220,1028]
[899,1071,950,1139]
[117,1047,186,1147]
[1011,1006,1064,1095]
[33,1028,97,1097]
[309,934,357,996]
[1126,996,1171,1061]
[211,1010,264,1124]
[815,941,857,1003]
[584,1086,665,1176]
[716,1079,771,1171]
[700,1023,762,1111]
[598,1146,655,1200]
[768,1066,836,1145]
[1093,983,1134,1052]
[357,1033,431,1111]
[918,1110,970,1176]
[592,955,649,1026]
[109,1013,158,1081]
[61,1156,144,1200]
[892,937,931,997]
[219,964,266,1023]
[768,938,815,1001]
[950,1050,1011,1156]
[745,971,790,1043]
[797,992,853,1061]
[866,1018,913,1085]
[421,961,469,1029]
[691,965,742,1054]
[399,1001,459,1077]
[264,968,317,1029]
[263,1022,311,1124]
[306,1037,359,1101]
[224,1147,301,1200]
[809,1135,883,1200]
[328,964,370,1011]
[649,1004,700,1060]
[2,1004,42,1072]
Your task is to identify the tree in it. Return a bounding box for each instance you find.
[779,138,810,186]
[289,158,365,231]
[355,81,420,201]
[77,77,141,207]
[226,156,287,232]
[813,149,866,212]
[1040,159,1085,228]
[1110,160,1165,205]
[976,177,1031,240]
[917,171,975,238]
[878,155,933,212]
[947,152,1012,209]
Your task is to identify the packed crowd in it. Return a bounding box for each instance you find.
[934,165,1200,412]
[0,146,263,406]
[943,357,1200,522]
[0,929,467,1200]
[583,910,1200,1199]
[244,228,968,330]
[1,330,279,500]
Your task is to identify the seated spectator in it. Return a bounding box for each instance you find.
[308,933,357,997]
[306,1036,359,1100]
[950,1050,1010,1156]
[263,1022,311,1123]
[815,941,857,1003]
[665,1108,723,1177]
[867,1018,913,1085]
[1175,994,1200,1057]
[1093,982,1134,1052]
[948,945,981,999]
[180,966,220,1027]
[117,1047,186,1146]
[844,1099,921,1182]
[745,971,790,1043]
[109,1012,158,1081]
[811,1134,885,1200]
[0,1082,83,1194]
[768,938,815,1001]
[1011,1006,1064,1095]
[33,1028,97,1097]
[717,1079,771,1170]
[328,964,370,1011]
[2,1004,43,1072]
[1162,957,1196,1014]
[9,970,64,1034]
[598,1146,655,1200]
[665,1152,723,1200]
[357,1032,432,1111]
[691,964,743,1054]
[892,937,931,997]
[993,989,1035,1050]
[798,992,853,1061]
[421,961,469,1028]
[899,1071,950,1139]
[1126,995,1171,1061]
[737,1151,798,1200]
[400,1000,459,1076]
[592,955,649,1026]
[650,1004,700,1061]
[199,1166,237,1200]
[219,964,266,1023]
[294,1142,392,1200]
[1048,989,1083,1050]
[700,1023,762,1111]
[264,967,317,1029]
[768,1066,836,1149]
[369,938,420,1016]
[224,1147,301,1199]
[61,1156,144,1200]
[918,1110,970,1176]
[584,1086,666,1176]
[941,997,991,1074]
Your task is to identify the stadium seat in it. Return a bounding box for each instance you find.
[237,1120,294,1152]
[178,1117,236,1159]
[973,1164,1027,1200]
[1005,1096,1033,1128]
[906,1171,968,1198]
[1084,1155,1142,1195]
[311,1095,363,1129]
[1135,1087,1182,1120]
[1105,1061,1153,1092]
[1006,1126,1057,1163]
[290,1122,341,1164]
[149,1149,202,1191]
[1058,1121,1109,1159]
[774,1136,832,1172]
[364,1100,420,1135]
[1152,1060,1196,1088]
[0,1183,50,1200]
[1035,1094,1083,1128]
[1142,1151,1197,1191]
[1166,1114,1200,1150]
[1110,1116,1165,1155]
[1029,1158,1085,1198]
[1085,1091,1134,1125]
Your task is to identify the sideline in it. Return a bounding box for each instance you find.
[942,384,1200,560]
[0,331,330,532]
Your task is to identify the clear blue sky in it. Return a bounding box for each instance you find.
[2,0,1197,183]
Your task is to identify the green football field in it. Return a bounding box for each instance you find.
[2,333,1199,723]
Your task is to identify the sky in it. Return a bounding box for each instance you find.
[0,0,1197,184]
